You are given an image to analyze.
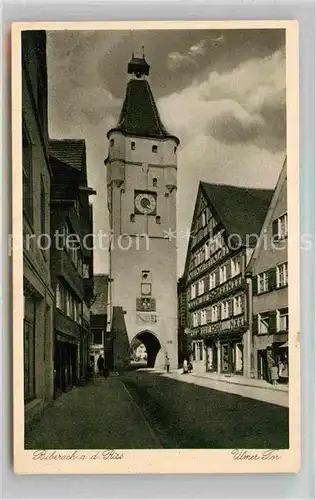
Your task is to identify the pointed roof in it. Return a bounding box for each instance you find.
[107,59,179,144]
[200,182,274,245]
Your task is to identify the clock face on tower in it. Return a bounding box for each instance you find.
[134,191,157,215]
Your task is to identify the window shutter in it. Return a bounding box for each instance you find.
[228,299,233,317]
[252,276,258,295]
[204,276,209,291]
[252,314,258,335]
[226,262,232,280]
[269,311,277,334]
[272,219,279,237]
[215,268,220,286]
[268,268,277,291]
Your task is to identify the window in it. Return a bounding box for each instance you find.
[211,304,219,322]
[231,257,241,277]
[204,242,210,261]
[22,126,33,223]
[192,312,198,327]
[83,263,89,279]
[259,313,270,334]
[209,272,216,290]
[221,301,229,319]
[197,341,204,361]
[93,329,103,345]
[273,213,288,240]
[198,279,205,296]
[131,141,135,150]
[201,309,207,325]
[277,308,289,331]
[191,284,196,300]
[130,214,135,223]
[210,231,224,254]
[277,262,288,287]
[24,293,36,401]
[66,290,71,317]
[156,216,161,224]
[174,146,177,153]
[233,295,243,315]
[219,265,227,284]
[153,178,157,187]
[258,272,268,293]
[201,210,207,227]
[152,145,158,153]
[110,139,114,147]
[56,281,62,310]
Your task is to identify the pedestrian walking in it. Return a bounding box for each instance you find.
[97,354,105,377]
[182,358,188,374]
[270,363,279,386]
[165,355,170,373]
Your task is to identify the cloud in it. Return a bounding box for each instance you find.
[167,39,207,70]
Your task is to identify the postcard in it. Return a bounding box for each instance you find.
[12,20,300,474]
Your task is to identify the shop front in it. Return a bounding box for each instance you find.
[255,334,288,383]
[54,334,80,397]
[205,338,218,372]
[219,336,244,375]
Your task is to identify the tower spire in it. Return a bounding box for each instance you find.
[127,48,150,79]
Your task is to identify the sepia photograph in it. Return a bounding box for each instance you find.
[12,21,299,474]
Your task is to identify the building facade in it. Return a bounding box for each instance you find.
[247,160,288,382]
[106,54,179,369]
[90,274,109,372]
[49,139,96,397]
[184,182,273,377]
[177,276,189,366]
[22,30,55,426]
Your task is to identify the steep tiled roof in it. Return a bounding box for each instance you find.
[90,274,109,315]
[201,182,274,246]
[108,79,179,144]
[49,139,86,171]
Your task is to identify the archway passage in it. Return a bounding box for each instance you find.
[131,331,161,368]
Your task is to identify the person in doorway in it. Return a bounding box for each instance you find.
[97,354,105,377]
[165,355,170,373]
[182,358,188,374]
[278,360,285,383]
[270,363,279,386]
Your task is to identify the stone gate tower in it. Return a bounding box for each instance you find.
[105,53,179,370]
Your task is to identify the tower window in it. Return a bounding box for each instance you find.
[156,216,161,224]
[152,145,158,153]
[153,178,157,187]
[174,146,177,153]
[130,214,135,223]
[131,141,135,150]
[110,139,114,147]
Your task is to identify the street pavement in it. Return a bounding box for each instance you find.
[25,370,289,450]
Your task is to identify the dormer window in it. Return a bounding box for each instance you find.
[152,145,158,153]
[153,178,157,187]
[131,141,135,150]
[110,139,114,147]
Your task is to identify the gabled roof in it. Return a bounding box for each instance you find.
[201,182,274,246]
[90,274,109,315]
[247,157,287,273]
[49,139,86,171]
[108,79,179,145]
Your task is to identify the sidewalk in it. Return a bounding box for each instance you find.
[162,369,289,408]
[25,377,161,449]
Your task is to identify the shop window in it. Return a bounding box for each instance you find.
[221,344,229,372]
[24,293,36,401]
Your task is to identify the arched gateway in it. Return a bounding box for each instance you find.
[130,330,163,368]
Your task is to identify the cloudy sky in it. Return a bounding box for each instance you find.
[47,28,286,276]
